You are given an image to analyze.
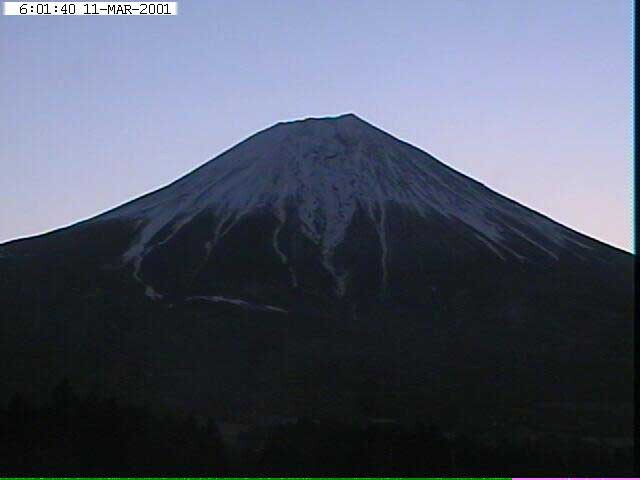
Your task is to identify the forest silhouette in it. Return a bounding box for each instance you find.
[0,379,633,476]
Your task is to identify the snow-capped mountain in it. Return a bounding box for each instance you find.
[0,114,632,436]
[39,113,606,306]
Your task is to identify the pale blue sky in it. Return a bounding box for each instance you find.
[0,0,633,251]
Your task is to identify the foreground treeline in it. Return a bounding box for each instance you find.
[0,380,633,476]
[238,419,633,476]
[0,380,228,475]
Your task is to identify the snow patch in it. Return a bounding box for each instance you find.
[187,295,288,314]
[145,285,163,300]
[474,234,506,261]
[272,200,298,288]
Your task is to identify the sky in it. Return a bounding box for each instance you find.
[0,0,633,252]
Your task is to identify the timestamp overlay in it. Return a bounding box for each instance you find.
[3,2,177,15]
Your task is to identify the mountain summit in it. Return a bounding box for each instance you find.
[46,113,612,305]
[0,115,632,437]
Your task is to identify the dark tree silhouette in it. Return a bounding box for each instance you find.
[0,383,633,475]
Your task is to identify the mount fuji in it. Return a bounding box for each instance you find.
[0,114,633,437]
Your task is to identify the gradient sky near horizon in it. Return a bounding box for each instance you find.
[0,0,633,251]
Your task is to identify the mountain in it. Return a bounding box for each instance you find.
[0,114,633,439]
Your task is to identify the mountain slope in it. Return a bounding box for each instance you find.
[2,114,625,303]
[0,114,633,439]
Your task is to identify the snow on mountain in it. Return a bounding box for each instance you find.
[187,295,288,314]
[92,113,594,299]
